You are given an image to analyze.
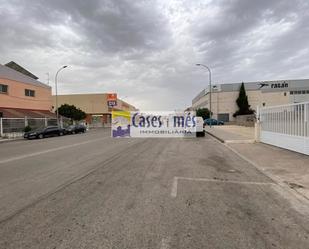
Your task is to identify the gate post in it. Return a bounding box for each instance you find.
[60,116,63,128]
[304,103,308,138]
[255,106,261,142]
[0,118,3,137]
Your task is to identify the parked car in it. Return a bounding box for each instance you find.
[65,124,86,134]
[204,118,224,126]
[24,126,65,139]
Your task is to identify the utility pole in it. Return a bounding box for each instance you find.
[55,66,68,126]
[196,64,212,126]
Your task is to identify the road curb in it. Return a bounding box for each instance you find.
[0,138,24,144]
[205,131,255,144]
[205,131,225,143]
[225,139,255,144]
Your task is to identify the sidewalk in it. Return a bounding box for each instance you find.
[228,142,309,201]
[205,125,255,143]
[206,125,309,201]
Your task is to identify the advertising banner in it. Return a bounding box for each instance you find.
[112,111,198,138]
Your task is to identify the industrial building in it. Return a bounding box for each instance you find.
[192,79,309,122]
[52,94,137,127]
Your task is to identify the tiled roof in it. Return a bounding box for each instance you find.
[0,64,50,89]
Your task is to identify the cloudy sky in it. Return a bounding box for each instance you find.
[1,0,309,110]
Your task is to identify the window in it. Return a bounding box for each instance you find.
[0,84,8,93]
[290,91,294,95]
[284,92,287,96]
[25,89,35,97]
[262,103,266,107]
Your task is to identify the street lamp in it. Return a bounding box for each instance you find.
[196,63,212,126]
[55,65,68,126]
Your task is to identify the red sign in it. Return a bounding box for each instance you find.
[107,93,117,101]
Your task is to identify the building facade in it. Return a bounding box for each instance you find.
[0,63,53,118]
[192,79,309,122]
[52,94,137,127]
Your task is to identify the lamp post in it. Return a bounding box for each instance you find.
[55,65,68,126]
[196,63,212,126]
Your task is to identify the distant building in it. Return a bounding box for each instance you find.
[191,79,309,122]
[0,63,54,118]
[52,94,137,127]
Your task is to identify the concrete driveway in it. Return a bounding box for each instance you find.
[0,129,308,248]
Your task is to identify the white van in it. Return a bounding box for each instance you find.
[196,117,205,137]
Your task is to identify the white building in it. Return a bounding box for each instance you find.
[191,79,309,122]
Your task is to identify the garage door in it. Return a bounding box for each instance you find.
[217,113,229,122]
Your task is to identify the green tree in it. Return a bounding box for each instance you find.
[57,104,86,121]
[196,108,211,120]
[233,82,254,117]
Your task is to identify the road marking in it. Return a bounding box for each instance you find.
[171,176,275,198]
[0,137,109,164]
[0,138,146,223]
[171,177,178,198]
[160,237,171,249]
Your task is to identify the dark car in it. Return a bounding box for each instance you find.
[65,124,86,134]
[204,118,224,126]
[24,126,65,139]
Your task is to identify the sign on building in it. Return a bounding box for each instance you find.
[107,93,117,108]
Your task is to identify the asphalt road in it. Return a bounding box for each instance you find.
[0,129,308,249]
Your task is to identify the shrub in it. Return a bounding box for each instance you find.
[23,125,32,132]
[196,108,211,120]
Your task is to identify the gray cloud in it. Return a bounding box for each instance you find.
[1,0,171,54]
[191,0,309,80]
[0,0,309,110]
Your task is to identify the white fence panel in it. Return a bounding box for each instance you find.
[259,102,309,155]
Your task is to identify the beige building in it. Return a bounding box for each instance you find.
[192,79,309,122]
[52,93,137,126]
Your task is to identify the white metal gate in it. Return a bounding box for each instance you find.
[259,102,309,155]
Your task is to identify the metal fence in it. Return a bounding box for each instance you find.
[0,117,72,137]
[259,101,309,155]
